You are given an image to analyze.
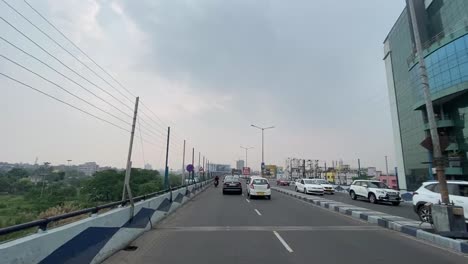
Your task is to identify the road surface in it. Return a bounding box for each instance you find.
[278,184,419,221]
[104,183,467,264]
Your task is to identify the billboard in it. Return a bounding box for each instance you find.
[242,167,251,175]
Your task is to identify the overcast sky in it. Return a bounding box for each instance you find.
[0,0,406,172]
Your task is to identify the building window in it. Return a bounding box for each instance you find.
[411,34,468,101]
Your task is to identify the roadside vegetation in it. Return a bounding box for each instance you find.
[0,167,182,241]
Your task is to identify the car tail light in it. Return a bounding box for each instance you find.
[250,184,254,189]
[236,182,241,186]
[413,191,418,195]
[267,183,270,189]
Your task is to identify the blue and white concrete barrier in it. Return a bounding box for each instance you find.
[0,181,212,264]
[273,187,468,254]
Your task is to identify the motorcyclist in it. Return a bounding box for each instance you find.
[214,175,220,186]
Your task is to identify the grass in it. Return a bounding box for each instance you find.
[0,195,39,242]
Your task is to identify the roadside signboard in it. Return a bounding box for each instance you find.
[186,164,194,172]
[242,167,251,175]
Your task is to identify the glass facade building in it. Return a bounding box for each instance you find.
[384,0,468,191]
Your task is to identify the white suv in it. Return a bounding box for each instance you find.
[349,180,401,206]
[295,178,324,195]
[412,180,468,223]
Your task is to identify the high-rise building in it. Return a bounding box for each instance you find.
[236,160,245,170]
[383,0,468,191]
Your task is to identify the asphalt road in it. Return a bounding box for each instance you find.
[279,184,420,221]
[104,182,467,264]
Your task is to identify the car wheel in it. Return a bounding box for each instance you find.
[266,195,271,200]
[350,191,357,200]
[295,186,298,192]
[320,194,324,196]
[418,205,433,223]
[303,188,307,194]
[223,191,226,195]
[392,201,400,206]
[369,193,377,204]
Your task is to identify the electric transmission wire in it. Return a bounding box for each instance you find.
[0,36,133,119]
[0,16,135,112]
[21,0,194,148]
[1,0,136,105]
[0,72,131,132]
[23,0,137,99]
[0,54,132,127]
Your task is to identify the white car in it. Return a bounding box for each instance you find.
[349,180,401,206]
[312,179,335,194]
[246,176,271,199]
[413,180,468,223]
[295,178,324,195]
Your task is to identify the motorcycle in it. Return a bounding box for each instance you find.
[214,180,219,187]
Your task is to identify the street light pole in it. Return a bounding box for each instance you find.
[240,146,253,167]
[251,124,274,176]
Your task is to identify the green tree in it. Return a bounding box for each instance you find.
[7,168,29,180]
[10,178,34,194]
[81,170,124,202]
[0,177,11,192]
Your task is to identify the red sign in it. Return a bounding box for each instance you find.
[242,167,251,175]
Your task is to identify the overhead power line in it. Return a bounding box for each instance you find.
[19,0,196,153]
[1,0,136,105]
[0,16,135,112]
[0,54,132,126]
[23,0,137,99]
[18,0,187,145]
[0,36,133,119]
[0,72,131,132]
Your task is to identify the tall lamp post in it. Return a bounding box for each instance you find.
[251,124,275,176]
[240,146,254,167]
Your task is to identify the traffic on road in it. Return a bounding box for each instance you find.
[104,178,468,264]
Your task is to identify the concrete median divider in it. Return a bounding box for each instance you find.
[272,187,468,255]
[0,180,212,264]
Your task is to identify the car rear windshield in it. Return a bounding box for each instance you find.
[303,179,315,184]
[367,182,389,189]
[316,180,328,184]
[252,179,268,185]
[224,176,234,181]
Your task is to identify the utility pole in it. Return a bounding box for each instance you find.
[240,146,253,167]
[251,124,275,176]
[203,156,205,181]
[182,140,186,185]
[408,0,449,204]
[358,158,361,178]
[385,155,389,178]
[289,158,293,180]
[122,97,139,206]
[192,148,195,181]
[164,126,170,189]
[302,159,306,178]
[198,152,201,179]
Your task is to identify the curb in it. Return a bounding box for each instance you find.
[272,187,468,254]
